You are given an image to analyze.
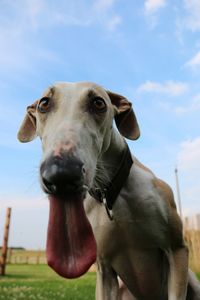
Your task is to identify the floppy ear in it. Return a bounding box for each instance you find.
[107,91,140,140]
[17,102,37,143]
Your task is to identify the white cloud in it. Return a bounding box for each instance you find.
[0,1,63,72]
[23,0,45,30]
[137,80,189,96]
[91,0,122,31]
[177,137,200,171]
[183,0,200,31]
[21,0,121,31]
[106,14,122,31]
[175,0,200,42]
[144,0,167,28]
[184,51,200,69]
[144,0,166,14]
[0,0,121,74]
[94,0,116,12]
[175,93,200,115]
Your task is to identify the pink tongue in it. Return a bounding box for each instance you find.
[46,195,97,278]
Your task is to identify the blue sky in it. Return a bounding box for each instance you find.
[0,0,200,249]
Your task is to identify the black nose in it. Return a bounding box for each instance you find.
[40,156,85,195]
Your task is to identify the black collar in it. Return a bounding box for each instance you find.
[89,142,133,220]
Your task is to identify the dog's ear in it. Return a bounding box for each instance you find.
[17,102,38,142]
[107,91,140,140]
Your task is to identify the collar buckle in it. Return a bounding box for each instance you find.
[95,188,114,221]
[102,196,114,221]
[89,142,133,222]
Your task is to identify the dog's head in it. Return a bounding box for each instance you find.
[17,82,140,278]
[18,82,140,194]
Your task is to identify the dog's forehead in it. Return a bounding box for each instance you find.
[42,82,109,100]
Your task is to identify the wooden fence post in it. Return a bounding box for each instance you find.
[196,214,200,230]
[0,207,12,275]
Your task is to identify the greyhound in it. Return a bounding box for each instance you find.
[18,82,200,300]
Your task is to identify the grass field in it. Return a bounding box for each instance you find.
[0,264,96,300]
[0,264,199,300]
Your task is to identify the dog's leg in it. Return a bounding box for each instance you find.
[168,246,188,300]
[96,260,120,300]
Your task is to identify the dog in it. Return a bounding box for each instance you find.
[18,82,200,299]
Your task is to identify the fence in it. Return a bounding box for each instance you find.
[7,249,46,265]
[184,214,200,273]
[3,215,200,273]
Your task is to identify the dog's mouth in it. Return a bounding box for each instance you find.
[46,191,97,279]
[40,156,97,278]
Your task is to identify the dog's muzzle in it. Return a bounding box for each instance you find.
[40,155,85,195]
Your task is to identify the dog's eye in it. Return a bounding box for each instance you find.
[92,97,107,113]
[37,97,50,113]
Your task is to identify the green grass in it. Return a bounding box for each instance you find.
[0,264,96,300]
[0,265,199,300]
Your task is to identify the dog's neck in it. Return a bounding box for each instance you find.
[90,130,133,216]
[99,129,127,181]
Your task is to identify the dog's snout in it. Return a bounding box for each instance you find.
[40,156,85,195]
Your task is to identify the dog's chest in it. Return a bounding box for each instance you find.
[85,164,170,252]
[112,177,169,248]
